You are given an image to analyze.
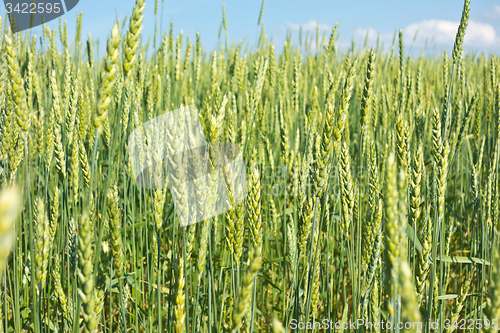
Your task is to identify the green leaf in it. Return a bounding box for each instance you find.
[125,222,146,231]
[437,294,458,300]
[263,257,284,264]
[332,214,341,221]
[406,223,424,253]
[436,256,490,265]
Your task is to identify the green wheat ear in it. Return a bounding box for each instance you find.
[52,254,70,322]
[333,58,357,151]
[257,0,265,25]
[78,213,97,333]
[87,34,94,67]
[34,197,50,290]
[247,167,262,249]
[384,152,403,317]
[360,49,375,142]
[107,185,124,278]
[95,21,120,133]
[452,0,470,64]
[124,0,145,77]
[174,253,186,333]
[339,141,354,239]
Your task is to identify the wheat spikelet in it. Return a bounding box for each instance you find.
[34,107,45,157]
[1,86,15,163]
[398,28,405,88]
[197,220,210,284]
[326,23,338,53]
[185,224,195,272]
[75,12,82,45]
[333,58,357,151]
[123,0,145,77]
[223,155,238,255]
[62,48,72,115]
[247,167,262,249]
[257,0,265,25]
[70,140,80,203]
[452,0,470,63]
[95,22,120,133]
[34,197,50,290]
[114,68,124,112]
[383,152,402,317]
[4,32,29,134]
[369,273,380,332]
[360,49,375,142]
[49,187,60,244]
[362,142,379,270]
[339,141,354,239]
[77,213,97,333]
[410,142,423,230]
[52,254,70,322]
[86,33,94,67]
[107,185,124,278]
[79,140,91,189]
[67,217,77,274]
[286,213,298,285]
[8,134,25,184]
[362,198,382,300]
[54,121,66,181]
[26,37,35,110]
[396,113,409,175]
[313,75,339,195]
[175,255,186,333]
[233,201,245,266]
[175,32,184,82]
[78,70,92,140]
[165,109,188,226]
[122,81,132,134]
[310,257,321,319]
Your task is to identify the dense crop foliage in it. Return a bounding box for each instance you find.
[0,0,499,332]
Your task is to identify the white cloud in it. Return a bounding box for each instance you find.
[286,17,498,53]
[354,27,378,42]
[287,20,332,33]
[465,21,497,46]
[404,19,496,48]
[353,27,394,48]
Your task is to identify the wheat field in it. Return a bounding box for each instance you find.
[0,0,499,332]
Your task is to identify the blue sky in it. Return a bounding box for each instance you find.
[5,0,500,56]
